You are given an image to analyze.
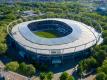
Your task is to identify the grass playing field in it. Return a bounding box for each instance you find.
[34,31,59,38]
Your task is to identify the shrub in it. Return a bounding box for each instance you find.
[6,61,19,72]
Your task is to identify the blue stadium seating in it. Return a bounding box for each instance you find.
[28,20,73,37]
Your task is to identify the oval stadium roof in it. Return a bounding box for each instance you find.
[11,18,100,55]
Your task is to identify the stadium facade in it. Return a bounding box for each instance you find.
[8,18,102,64]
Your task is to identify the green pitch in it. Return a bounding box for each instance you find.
[34,31,59,38]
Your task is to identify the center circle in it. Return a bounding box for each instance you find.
[28,20,73,39]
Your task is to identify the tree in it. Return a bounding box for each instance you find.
[60,72,69,80]
[103,59,107,65]
[6,61,19,72]
[101,45,107,52]
[26,64,36,77]
[47,72,53,80]
[102,30,107,38]
[68,76,75,80]
[85,57,97,70]
[97,60,107,74]
[96,72,107,80]
[5,13,16,20]
[77,56,97,77]
[0,43,7,54]
[18,62,36,77]
[18,62,27,75]
[94,50,106,65]
[93,45,101,52]
[77,61,84,76]
[103,37,107,45]
[40,72,47,80]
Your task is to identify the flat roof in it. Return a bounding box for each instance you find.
[11,18,100,55]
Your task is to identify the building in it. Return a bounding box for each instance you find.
[8,18,102,64]
[20,11,37,17]
[96,6,107,15]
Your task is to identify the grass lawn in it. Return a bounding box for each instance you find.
[34,31,59,38]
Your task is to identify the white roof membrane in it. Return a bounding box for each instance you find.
[11,18,101,55]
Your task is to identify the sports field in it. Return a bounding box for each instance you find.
[34,31,59,38]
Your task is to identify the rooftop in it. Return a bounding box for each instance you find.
[11,18,101,55]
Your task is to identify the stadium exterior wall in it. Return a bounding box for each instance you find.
[7,18,102,64]
[9,37,92,64]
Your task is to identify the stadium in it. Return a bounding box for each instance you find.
[8,18,102,64]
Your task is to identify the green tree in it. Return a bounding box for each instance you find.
[77,61,84,76]
[6,61,19,72]
[18,62,35,77]
[97,63,107,74]
[101,45,107,52]
[60,72,69,80]
[68,76,75,80]
[103,37,107,45]
[86,57,97,70]
[102,30,107,38]
[26,64,36,77]
[40,72,47,80]
[94,50,106,65]
[5,13,16,20]
[96,72,107,80]
[18,62,27,75]
[47,72,53,80]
